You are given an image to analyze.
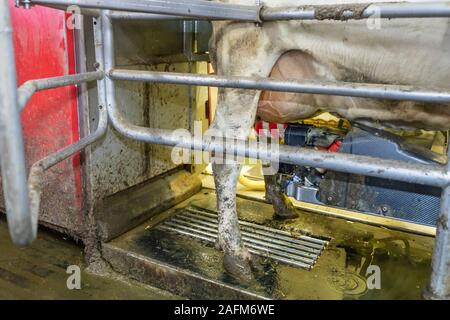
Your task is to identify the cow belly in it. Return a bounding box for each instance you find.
[257,51,450,130]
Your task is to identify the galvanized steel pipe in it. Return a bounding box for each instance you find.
[0,0,33,246]
[109,69,450,104]
[25,21,108,236]
[40,3,196,20]
[24,0,450,22]
[27,104,108,228]
[105,111,450,188]
[260,2,450,21]
[32,0,260,21]
[428,145,450,299]
[18,71,104,111]
[107,10,202,20]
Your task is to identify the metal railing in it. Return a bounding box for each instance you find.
[0,0,106,247]
[1,0,449,299]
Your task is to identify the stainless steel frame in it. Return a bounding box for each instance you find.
[17,0,450,21]
[260,2,450,21]
[17,71,103,111]
[31,0,261,21]
[2,0,449,299]
[0,0,31,247]
[27,104,108,236]
[0,0,106,246]
[110,69,450,104]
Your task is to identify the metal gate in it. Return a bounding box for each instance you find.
[1,0,450,299]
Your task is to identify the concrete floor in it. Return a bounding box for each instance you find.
[0,217,179,300]
[0,186,435,300]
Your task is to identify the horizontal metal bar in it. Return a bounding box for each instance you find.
[105,67,450,188]
[187,207,326,248]
[261,2,450,21]
[165,219,317,264]
[107,97,450,188]
[172,214,319,259]
[159,222,315,268]
[31,3,219,21]
[108,11,187,20]
[43,3,197,20]
[158,224,312,269]
[182,212,322,254]
[109,69,450,104]
[27,104,108,235]
[17,71,104,111]
[176,218,319,261]
[31,0,260,21]
[34,3,100,15]
[28,0,450,21]
[104,64,450,187]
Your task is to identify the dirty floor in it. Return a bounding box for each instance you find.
[105,190,435,300]
[0,217,179,300]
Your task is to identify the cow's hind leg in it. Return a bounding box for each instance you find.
[211,89,261,281]
[264,174,298,219]
[210,24,282,280]
[213,88,285,281]
[213,161,252,281]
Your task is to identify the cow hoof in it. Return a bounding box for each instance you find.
[223,251,253,283]
[273,203,298,219]
[268,192,298,219]
[274,209,298,220]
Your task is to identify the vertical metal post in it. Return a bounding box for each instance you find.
[101,11,117,128]
[428,150,450,299]
[94,15,107,109]
[0,0,33,246]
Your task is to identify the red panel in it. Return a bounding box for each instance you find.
[9,1,83,228]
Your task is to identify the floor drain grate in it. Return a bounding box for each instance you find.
[156,206,329,270]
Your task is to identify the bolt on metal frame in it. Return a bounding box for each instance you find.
[2,0,450,299]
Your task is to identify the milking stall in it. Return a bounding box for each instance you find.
[1,0,450,304]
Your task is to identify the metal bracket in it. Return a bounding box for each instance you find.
[15,0,32,9]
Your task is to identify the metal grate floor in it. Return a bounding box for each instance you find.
[157,206,329,270]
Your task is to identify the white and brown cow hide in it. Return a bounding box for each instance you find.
[209,0,450,279]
